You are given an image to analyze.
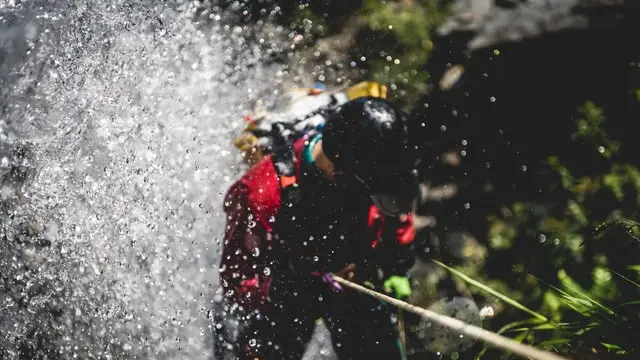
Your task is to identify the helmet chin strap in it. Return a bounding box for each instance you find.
[370,195,411,218]
[370,197,399,217]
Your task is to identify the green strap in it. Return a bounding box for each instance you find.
[303,133,323,166]
[374,298,407,360]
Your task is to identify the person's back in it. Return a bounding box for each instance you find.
[216,97,422,359]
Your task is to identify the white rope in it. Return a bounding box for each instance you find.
[330,275,569,360]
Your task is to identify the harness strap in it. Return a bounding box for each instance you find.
[271,143,303,210]
[272,145,298,179]
[280,175,296,188]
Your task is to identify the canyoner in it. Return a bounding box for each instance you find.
[232,81,389,166]
[214,87,424,359]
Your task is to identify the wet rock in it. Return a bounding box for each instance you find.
[416,296,482,355]
[415,0,631,251]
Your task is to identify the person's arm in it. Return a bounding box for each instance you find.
[219,182,272,309]
[373,212,416,299]
[379,212,416,277]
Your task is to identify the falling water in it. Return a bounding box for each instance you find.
[0,1,287,359]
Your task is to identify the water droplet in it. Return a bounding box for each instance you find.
[251,248,260,257]
[479,306,495,318]
[538,234,547,243]
[598,146,605,154]
[249,338,257,347]
[489,96,496,102]
[263,267,271,276]
[464,202,471,210]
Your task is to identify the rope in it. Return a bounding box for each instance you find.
[330,274,569,360]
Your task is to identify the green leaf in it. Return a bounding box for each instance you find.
[504,323,559,333]
[629,265,640,273]
[496,319,548,334]
[557,270,616,315]
[537,337,572,347]
[601,342,628,354]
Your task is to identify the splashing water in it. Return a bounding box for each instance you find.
[0,1,284,359]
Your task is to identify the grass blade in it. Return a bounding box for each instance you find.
[611,269,640,288]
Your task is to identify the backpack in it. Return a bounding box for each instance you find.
[233,81,388,166]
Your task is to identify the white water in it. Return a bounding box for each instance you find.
[0,1,290,359]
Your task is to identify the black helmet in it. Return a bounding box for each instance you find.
[322,97,421,216]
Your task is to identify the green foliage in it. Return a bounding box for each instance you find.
[395,108,637,360]
[356,0,449,106]
[256,0,448,107]
[233,0,449,108]
[426,101,639,359]
[570,101,621,159]
[435,225,639,358]
[433,260,549,322]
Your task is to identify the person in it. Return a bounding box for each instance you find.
[215,97,423,359]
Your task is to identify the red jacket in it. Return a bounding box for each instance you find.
[219,138,416,309]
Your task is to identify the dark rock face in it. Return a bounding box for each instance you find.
[436,0,625,51]
[414,0,633,244]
